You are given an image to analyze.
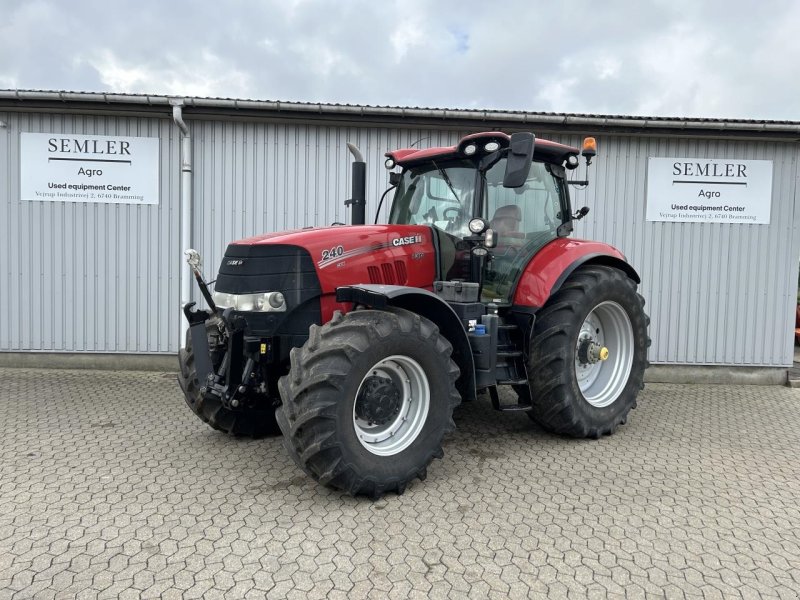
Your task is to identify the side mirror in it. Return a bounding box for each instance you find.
[503,132,535,188]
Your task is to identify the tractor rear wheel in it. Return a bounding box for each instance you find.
[523,265,649,438]
[276,308,461,498]
[178,319,281,438]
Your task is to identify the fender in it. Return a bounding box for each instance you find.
[512,238,640,309]
[336,284,477,402]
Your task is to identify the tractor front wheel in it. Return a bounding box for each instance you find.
[276,308,461,498]
[524,265,649,438]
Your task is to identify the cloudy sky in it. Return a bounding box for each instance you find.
[2,0,799,120]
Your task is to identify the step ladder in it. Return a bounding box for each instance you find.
[489,323,533,412]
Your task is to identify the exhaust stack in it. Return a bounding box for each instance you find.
[346,143,366,225]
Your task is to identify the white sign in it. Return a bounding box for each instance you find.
[20,132,160,205]
[646,157,772,224]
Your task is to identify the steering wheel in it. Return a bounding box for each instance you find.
[442,206,467,234]
[443,206,463,220]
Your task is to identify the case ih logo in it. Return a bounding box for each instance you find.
[392,235,422,247]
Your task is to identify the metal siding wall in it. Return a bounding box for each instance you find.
[560,134,799,367]
[2,110,798,365]
[0,111,179,354]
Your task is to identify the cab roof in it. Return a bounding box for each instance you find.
[386,132,580,167]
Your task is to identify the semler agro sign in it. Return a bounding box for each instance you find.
[20,132,160,205]
[646,157,772,224]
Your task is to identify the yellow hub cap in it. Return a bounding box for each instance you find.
[599,347,609,361]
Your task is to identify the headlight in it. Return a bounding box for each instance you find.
[565,154,580,169]
[213,292,235,308]
[268,292,285,308]
[468,218,488,234]
[213,291,287,312]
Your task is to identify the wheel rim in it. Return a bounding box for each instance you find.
[574,301,634,408]
[353,355,430,457]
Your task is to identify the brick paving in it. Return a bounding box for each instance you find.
[1,368,799,599]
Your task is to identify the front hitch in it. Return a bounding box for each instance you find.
[183,249,263,410]
[183,303,257,410]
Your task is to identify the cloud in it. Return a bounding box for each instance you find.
[1,0,799,119]
[74,50,252,98]
[0,73,18,88]
[390,17,426,61]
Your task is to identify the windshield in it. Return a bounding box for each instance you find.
[388,159,477,237]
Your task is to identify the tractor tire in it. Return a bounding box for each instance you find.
[276,308,461,498]
[523,265,649,438]
[177,321,280,438]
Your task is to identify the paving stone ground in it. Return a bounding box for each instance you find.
[1,368,799,599]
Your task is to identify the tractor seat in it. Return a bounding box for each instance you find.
[491,205,526,244]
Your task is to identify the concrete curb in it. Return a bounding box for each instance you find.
[645,364,788,386]
[0,352,177,372]
[0,352,793,385]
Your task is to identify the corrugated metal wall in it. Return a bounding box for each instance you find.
[559,135,800,367]
[0,111,180,354]
[2,110,798,366]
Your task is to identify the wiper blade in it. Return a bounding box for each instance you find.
[432,160,460,203]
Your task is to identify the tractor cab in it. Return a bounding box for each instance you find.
[385,132,591,303]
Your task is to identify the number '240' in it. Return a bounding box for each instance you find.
[321,245,344,261]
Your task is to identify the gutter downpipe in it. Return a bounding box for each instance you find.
[171,99,192,349]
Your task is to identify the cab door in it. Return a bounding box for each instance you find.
[481,161,567,302]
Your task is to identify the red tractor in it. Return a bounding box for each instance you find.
[178,131,649,497]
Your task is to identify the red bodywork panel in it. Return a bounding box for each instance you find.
[233,225,436,323]
[513,238,629,308]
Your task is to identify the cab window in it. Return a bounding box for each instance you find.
[389,160,477,237]
[481,160,565,302]
[484,160,563,240]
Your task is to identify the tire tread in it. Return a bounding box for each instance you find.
[523,266,650,438]
[277,308,461,497]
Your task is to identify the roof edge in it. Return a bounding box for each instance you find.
[1,89,799,135]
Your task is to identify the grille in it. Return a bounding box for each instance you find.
[215,244,320,295]
[367,266,381,284]
[366,261,409,285]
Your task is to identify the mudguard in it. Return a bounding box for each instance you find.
[512,238,640,309]
[336,284,477,402]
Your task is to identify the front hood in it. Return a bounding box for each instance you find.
[228,224,436,291]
